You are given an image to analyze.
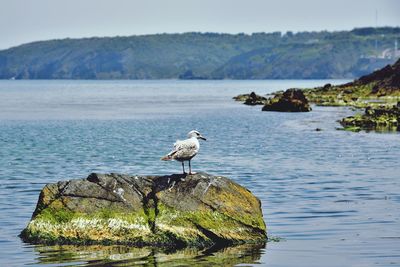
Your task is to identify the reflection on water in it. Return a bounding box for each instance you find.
[33,243,265,266]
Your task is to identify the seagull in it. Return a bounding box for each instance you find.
[161,130,206,175]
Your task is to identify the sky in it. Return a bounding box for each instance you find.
[0,0,399,50]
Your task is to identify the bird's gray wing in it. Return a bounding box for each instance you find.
[170,139,198,160]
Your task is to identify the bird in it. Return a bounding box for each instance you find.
[161,130,206,175]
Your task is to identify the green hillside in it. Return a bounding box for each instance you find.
[0,27,399,79]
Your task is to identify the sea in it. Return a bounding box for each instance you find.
[0,80,399,267]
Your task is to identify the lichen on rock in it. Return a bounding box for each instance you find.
[21,173,267,248]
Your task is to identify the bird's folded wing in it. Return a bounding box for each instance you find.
[171,140,197,159]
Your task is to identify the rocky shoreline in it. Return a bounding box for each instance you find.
[233,89,311,112]
[340,102,400,132]
[234,58,400,132]
[20,173,267,247]
[305,59,400,131]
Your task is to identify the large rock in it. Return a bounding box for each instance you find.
[20,173,267,247]
[262,88,312,112]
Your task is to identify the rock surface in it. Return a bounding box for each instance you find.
[233,92,267,105]
[21,173,267,247]
[233,93,251,102]
[262,89,312,112]
[244,92,268,105]
[340,102,400,132]
[303,58,400,107]
[351,58,400,96]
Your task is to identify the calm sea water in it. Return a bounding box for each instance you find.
[0,80,399,267]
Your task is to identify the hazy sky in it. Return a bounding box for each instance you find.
[0,0,399,49]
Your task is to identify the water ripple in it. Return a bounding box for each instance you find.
[0,80,399,266]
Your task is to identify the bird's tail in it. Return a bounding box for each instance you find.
[161,155,172,161]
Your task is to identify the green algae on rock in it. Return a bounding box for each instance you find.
[340,102,400,132]
[233,92,267,105]
[303,58,400,108]
[20,173,267,247]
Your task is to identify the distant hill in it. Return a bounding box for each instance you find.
[0,27,399,80]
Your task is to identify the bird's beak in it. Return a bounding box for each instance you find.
[199,136,206,141]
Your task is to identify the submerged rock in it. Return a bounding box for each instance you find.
[233,92,267,105]
[21,173,267,247]
[233,93,251,102]
[340,102,400,132]
[244,92,268,105]
[262,89,311,112]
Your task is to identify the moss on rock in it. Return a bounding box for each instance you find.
[233,92,268,105]
[21,173,267,247]
[340,102,400,132]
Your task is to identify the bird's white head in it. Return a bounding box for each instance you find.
[187,130,206,141]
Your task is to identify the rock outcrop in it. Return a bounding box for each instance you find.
[233,92,267,105]
[21,173,267,247]
[233,93,252,102]
[304,58,400,107]
[262,89,312,112]
[340,102,400,132]
[349,58,400,96]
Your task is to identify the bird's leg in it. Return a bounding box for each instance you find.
[180,161,187,181]
[189,160,196,175]
[182,162,186,174]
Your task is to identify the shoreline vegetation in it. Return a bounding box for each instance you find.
[234,58,400,132]
[1,27,399,80]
